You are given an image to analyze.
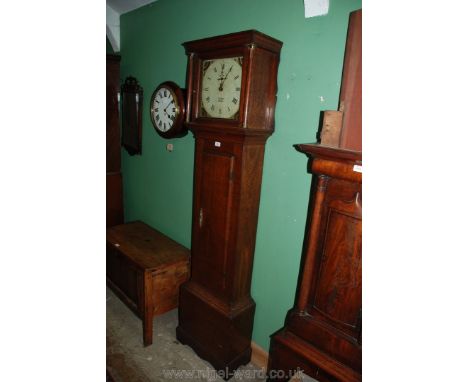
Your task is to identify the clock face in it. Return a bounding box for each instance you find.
[150,86,180,132]
[200,57,243,119]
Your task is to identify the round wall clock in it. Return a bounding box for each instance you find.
[150,81,187,138]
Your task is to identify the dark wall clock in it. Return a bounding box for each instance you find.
[121,76,143,155]
[150,81,187,139]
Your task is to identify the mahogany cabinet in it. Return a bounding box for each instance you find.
[106,54,124,227]
[268,145,362,382]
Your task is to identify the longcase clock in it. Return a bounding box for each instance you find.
[176,30,282,378]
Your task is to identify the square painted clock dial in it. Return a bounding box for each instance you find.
[200,57,243,119]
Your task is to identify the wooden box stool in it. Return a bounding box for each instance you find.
[106,221,190,346]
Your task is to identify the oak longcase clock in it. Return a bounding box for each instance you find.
[176,30,282,378]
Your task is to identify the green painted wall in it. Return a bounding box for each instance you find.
[120,0,361,351]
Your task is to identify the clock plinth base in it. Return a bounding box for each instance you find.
[176,281,255,379]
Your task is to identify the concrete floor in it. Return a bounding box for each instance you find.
[106,288,269,381]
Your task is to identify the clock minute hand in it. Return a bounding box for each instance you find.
[219,66,233,92]
[164,100,173,113]
[222,66,233,84]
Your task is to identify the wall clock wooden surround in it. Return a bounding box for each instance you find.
[176,30,282,378]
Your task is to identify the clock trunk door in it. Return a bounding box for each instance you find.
[191,138,238,300]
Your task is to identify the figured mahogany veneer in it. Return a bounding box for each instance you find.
[177,30,282,379]
[268,144,362,382]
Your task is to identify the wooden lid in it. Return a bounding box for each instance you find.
[106,221,190,271]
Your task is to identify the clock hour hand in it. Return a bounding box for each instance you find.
[218,72,224,91]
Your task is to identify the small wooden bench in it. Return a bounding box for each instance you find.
[106,221,190,346]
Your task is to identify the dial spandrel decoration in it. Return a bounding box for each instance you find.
[200,57,243,119]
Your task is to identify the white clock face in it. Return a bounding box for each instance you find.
[201,57,242,119]
[151,86,179,132]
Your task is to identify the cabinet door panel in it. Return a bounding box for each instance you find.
[313,206,362,328]
[192,149,235,296]
[306,179,362,344]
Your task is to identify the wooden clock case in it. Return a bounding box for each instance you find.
[176,30,282,378]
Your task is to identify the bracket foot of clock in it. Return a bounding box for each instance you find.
[176,282,255,379]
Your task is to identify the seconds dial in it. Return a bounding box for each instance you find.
[201,57,242,119]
